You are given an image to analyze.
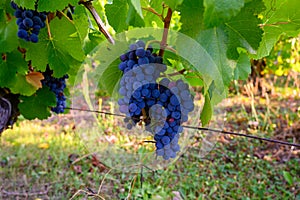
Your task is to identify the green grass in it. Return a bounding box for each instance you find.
[0,94,299,199]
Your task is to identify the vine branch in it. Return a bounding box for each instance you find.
[159,8,172,57]
[260,21,291,28]
[142,7,163,21]
[79,0,115,44]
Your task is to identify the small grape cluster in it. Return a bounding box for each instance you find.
[118,41,194,160]
[42,69,68,114]
[11,1,47,43]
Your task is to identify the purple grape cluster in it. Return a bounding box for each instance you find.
[118,41,195,160]
[11,1,47,43]
[42,70,68,114]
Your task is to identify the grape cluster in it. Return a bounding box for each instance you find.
[11,1,47,43]
[42,70,68,114]
[118,41,195,160]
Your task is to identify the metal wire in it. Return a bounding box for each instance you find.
[65,107,300,148]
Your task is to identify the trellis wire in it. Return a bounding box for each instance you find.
[65,107,300,148]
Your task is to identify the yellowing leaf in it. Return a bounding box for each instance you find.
[26,72,44,89]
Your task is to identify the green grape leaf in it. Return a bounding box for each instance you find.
[0,1,5,7]
[0,18,18,53]
[179,0,204,38]
[73,6,89,45]
[201,93,213,126]
[234,52,251,80]
[92,40,128,95]
[203,0,244,28]
[48,47,72,77]
[18,87,56,120]
[105,0,128,33]
[254,0,300,59]
[185,72,203,87]
[129,0,143,19]
[83,31,104,55]
[13,0,36,10]
[176,32,226,105]
[196,28,235,87]
[164,0,183,10]
[225,0,264,59]
[98,59,123,95]
[37,0,78,12]
[50,17,85,62]
[254,26,282,59]
[22,30,49,71]
[9,73,37,96]
[0,50,28,89]
[126,0,145,27]
[24,17,85,77]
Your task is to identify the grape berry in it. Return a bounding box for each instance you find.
[118,41,194,160]
[42,69,68,114]
[11,1,47,43]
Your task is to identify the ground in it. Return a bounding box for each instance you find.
[0,82,299,199]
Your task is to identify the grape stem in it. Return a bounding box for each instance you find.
[161,69,187,77]
[58,11,73,23]
[79,0,115,44]
[159,8,172,57]
[45,16,52,40]
[145,40,177,54]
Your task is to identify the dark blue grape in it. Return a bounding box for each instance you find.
[118,61,127,71]
[161,136,171,145]
[152,89,160,98]
[17,29,27,38]
[14,10,22,18]
[29,33,38,43]
[32,25,41,35]
[147,45,153,52]
[11,1,18,9]
[136,47,146,57]
[16,18,23,25]
[120,54,127,62]
[32,16,42,26]
[129,44,138,51]
[144,65,155,74]
[154,56,163,64]
[136,40,145,48]
[170,95,180,106]
[171,111,181,120]
[138,57,149,65]
[22,10,33,18]
[129,103,138,113]
[127,60,136,68]
[23,18,33,28]
[40,13,47,21]
[156,141,163,149]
